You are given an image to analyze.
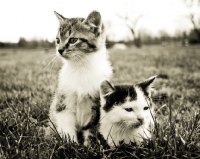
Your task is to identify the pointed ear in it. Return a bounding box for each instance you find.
[100,80,115,107]
[54,11,65,22]
[137,76,156,97]
[83,10,102,32]
[100,80,115,97]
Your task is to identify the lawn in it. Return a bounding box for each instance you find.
[0,45,200,158]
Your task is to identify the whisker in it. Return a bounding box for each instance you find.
[100,113,108,121]
[42,54,56,62]
[66,56,83,77]
[76,54,103,78]
[72,59,80,73]
[73,55,86,71]
[43,56,57,71]
[73,56,81,68]
[50,57,58,78]
[75,54,92,72]
[117,121,125,138]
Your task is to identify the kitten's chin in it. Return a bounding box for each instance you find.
[125,121,143,129]
[115,121,143,130]
[133,122,143,128]
[56,52,72,60]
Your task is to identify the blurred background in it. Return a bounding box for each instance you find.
[0,0,200,48]
[0,2,200,158]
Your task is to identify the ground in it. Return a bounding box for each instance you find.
[0,45,200,158]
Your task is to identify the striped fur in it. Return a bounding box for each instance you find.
[46,10,112,146]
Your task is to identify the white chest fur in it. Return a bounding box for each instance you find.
[48,47,112,141]
[58,47,112,98]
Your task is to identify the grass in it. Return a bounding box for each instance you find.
[0,45,200,158]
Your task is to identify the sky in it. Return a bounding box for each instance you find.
[0,0,197,42]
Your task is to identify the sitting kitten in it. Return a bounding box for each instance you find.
[46,10,112,146]
[99,76,156,147]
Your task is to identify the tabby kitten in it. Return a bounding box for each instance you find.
[47,10,112,146]
[99,76,156,147]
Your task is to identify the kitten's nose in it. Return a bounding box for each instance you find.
[137,117,144,124]
[58,49,64,55]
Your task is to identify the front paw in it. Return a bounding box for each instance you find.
[60,132,78,144]
[83,138,92,147]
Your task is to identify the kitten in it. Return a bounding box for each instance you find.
[99,76,156,147]
[46,10,112,146]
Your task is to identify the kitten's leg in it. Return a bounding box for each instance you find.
[48,93,78,142]
[55,110,78,142]
[77,96,100,146]
[82,129,96,146]
[45,95,58,137]
[82,107,100,146]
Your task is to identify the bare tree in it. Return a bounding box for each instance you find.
[116,0,143,47]
[117,13,143,40]
[183,0,200,39]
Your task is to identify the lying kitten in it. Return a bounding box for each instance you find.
[99,76,156,147]
[46,10,112,146]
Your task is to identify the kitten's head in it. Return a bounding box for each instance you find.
[54,10,105,60]
[100,76,156,129]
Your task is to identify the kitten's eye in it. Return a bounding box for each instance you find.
[143,107,149,110]
[125,108,133,112]
[69,38,78,44]
[56,38,60,44]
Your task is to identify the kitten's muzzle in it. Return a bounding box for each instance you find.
[58,49,64,55]
[137,117,144,123]
[134,118,144,128]
[137,117,144,125]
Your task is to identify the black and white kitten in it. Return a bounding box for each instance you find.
[99,76,156,147]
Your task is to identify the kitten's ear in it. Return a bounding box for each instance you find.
[100,80,114,107]
[54,11,65,22]
[83,10,102,33]
[137,76,156,97]
[100,80,115,97]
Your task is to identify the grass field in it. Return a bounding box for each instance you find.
[0,45,200,158]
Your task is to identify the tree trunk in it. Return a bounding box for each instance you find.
[191,15,200,40]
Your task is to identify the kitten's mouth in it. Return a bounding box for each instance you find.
[61,51,84,60]
[120,121,143,129]
[132,121,143,128]
[134,122,142,128]
[60,51,73,59]
[65,54,72,57]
